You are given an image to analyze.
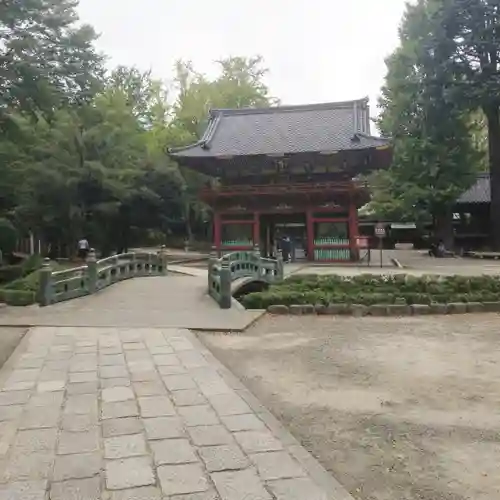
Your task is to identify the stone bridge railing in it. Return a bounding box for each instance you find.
[38,248,167,306]
[208,249,284,309]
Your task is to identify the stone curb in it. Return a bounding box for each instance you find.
[266,301,500,316]
[192,331,355,500]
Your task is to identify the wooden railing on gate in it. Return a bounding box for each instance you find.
[37,247,168,306]
[208,248,283,309]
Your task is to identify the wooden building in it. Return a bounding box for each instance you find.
[170,98,391,262]
[454,173,490,249]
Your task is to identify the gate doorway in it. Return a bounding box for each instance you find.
[259,213,307,261]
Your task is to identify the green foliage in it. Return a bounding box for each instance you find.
[1,0,277,253]
[169,57,277,241]
[373,0,500,247]
[0,289,36,306]
[0,253,42,285]
[241,274,500,309]
[371,0,483,240]
[0,40,276,255]
[0,252,43,304]
[20,254,43,277]
[0,265,23,284]
[0,218,17,255]
[0,0,103,130]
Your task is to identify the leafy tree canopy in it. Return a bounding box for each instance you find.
[371,0,483,244]
[0,0,103,131]
[0,0,276,257]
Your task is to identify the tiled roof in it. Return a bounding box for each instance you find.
[457,173,490,204]
[169,98,389,158]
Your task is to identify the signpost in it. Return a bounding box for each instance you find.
[374,223,386,268]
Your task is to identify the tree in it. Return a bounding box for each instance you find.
[0,0,103,130]
[421,0,500,247]
[8,81,184,257]
[169,56,277,242]
[374,0,482,246]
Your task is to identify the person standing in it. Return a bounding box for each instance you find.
[77,237,90,261]
[281,235,291,263]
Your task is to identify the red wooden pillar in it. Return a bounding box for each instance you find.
[253,212,260,249]
[348,195,358,261]
[214,211,221,256]
[306,208,314,261]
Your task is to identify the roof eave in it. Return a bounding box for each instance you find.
[168,113,223,156]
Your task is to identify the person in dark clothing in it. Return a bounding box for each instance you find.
[429,240,445,257]
[281,235,291,263]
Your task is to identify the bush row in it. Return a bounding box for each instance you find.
[241,274,500,309]
[0,255,44,306]
[0,254,43,285]
[0,289,36,306]
[265,301,498,316]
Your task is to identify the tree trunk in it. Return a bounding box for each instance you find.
[434,211,454,250]
[485,105,500,249]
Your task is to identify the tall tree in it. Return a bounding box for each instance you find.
[374,0,482,245]
[430,0,500,246]
[170,56,277,242]
[0,0,103,130]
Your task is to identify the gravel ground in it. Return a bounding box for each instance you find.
[0,327,26,369]
[200,314,500,500]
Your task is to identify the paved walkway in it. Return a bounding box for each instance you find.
[0,326,348,500]
[0,275,263,332]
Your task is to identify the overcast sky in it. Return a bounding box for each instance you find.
[77,0,408,117]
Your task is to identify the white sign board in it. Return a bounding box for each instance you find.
[374,224,386,238]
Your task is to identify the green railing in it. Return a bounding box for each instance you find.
[208,248,284,309]
[38,248,167,306]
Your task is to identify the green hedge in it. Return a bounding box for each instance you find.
[0,254,43,285]
[0,289,36,306]
[0,264,23,284]
[20,254,43,277]
[241,274,500,309]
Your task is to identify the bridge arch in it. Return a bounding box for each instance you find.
[231,277,270,299]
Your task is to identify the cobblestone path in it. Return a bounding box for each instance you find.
[0,326,347,500]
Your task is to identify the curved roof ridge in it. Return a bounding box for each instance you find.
[354,132,389,141]
[210,97,369,117]
[200,112,222,149]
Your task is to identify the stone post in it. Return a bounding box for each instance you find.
[130,251,137,277]
[87,248,97,294]
[276,252,284,281]
[38,258,53,306]
[147,251,153,275]
[252,243,261,279]
[158,245,168,275]
[219,259,232,309]
[208,246,217,293]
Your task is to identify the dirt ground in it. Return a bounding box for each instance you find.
[0,327,26,370]
[201,314,500,500]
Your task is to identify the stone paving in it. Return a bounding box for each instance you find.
[0,326,346,500]
[0,276,263,331]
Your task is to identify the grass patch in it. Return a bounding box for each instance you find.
[241,274,500,309]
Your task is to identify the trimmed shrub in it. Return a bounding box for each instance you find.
[0,264,23,284]
[0,254,43,286]
[240,274,500,309]
[20,254,43,277]
[0,289,36,306]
